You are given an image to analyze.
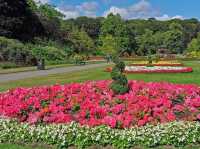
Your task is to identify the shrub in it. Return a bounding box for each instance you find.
[0,62,19,69]
[110,55,129,94]
[0,36,36,65]
[186,51,200,58]
[31,46,67,62]
[147,54,153,65]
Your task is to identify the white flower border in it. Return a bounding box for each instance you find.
[125,66,189,71]
[1,118,200,148]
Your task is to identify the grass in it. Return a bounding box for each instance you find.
[0,143,55,149]
[0,61,106,75]
[0,63,74,74]
[0,61,199,92]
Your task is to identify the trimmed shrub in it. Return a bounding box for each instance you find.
[110,55,129,94]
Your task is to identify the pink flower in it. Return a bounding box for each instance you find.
[197,114,200,120]
[1,80,200,128]
[138,119,146,126]
[27,112,41,124]
[103,116,117,128]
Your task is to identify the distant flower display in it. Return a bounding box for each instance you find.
[124,66,193,73]
[130,61,183,66]
[1,80,200,128]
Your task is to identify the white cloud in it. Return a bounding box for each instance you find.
[103,6,128,18]
[77,1,99,17]
[55,7,80,19]
[156,14,184,21]
[56,1,99,19]
[104,0,159,19]
[39,0,185,20]
[172,15,184,20]
[33,0,49,5]
[103,0,185,20]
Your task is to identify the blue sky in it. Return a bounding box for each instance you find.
[36,0,200,20]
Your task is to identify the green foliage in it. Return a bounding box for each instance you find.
[147,55,153,65]
[38,4,64,19]
[0,0,44,40]
[73,54,87,65]
[74,16,102,39]
[69,28,95,55]
[187,33,200,54]
[136,29,156,55]
[163,23,184,53]
[98,34,119,55]
[31,45,67,62]
[99,13,131,55]
[0,62,19,69]
[0,36,35,65]
[110,56,129,94]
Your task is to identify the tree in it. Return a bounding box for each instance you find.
[74,16,103,39]
[0,0,44,40]
[136,29,156,55]
[69,28,95,55]
[187,33,200,52]
[38,4,64,19]
[163,23,184,53]
[99,14,129,94]
[98,34,120,55]
[99,13,130,54]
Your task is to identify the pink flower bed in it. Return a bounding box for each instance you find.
[1,80,200,128]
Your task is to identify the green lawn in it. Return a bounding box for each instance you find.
[0,61,105,75]
[0,63,74,74]
[0,61,199,92]
[0,143,55,149]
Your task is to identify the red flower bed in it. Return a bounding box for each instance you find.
[1,81,200,128]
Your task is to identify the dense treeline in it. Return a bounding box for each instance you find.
[0,0,200,67]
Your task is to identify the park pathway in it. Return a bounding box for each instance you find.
[0,63,109,83]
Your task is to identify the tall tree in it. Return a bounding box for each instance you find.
[136,29,156,55]
[74,16,103,39]
[0,0,44,40]
[187,33,200,52]
[69,28,95,55]
[99,13,130,55]
[163,23,184,54]
[98,34,119,55]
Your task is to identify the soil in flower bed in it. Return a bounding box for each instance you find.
[1,80,200,128]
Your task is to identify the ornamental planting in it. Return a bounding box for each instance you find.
[1,80,200,128]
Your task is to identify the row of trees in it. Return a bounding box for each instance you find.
[1,0,200,59]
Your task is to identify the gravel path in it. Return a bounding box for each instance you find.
[0,63,109,83]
